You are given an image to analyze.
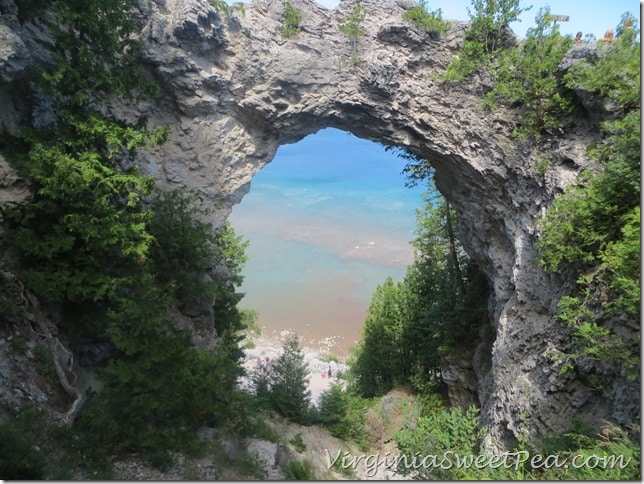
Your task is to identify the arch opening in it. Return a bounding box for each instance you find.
[228,127,426,357]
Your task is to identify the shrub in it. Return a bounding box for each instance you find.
[443,0,528,80]
[484,7,575,138]
[316,384,369,448]
[540,423,640,480]
[289,433,306,453]
[537,110,640,380]
[0,420,47,479]
[339,5,366,64]
[279,2,302,38]
[148,188,219,309]
[564,12,640,112]
[284,459,315,480]
[402,1,449,38]
[208,0,246,16]
[394,404,487,479]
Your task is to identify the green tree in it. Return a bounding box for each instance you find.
[538,116,640,273]
[350,277,409,397]
[401,194,488,387]
[467,0,527,54]
[565,12,640,112]
[538,154,640,380]
[317,383,346,428]
[269,335,312,423]
[214,220,250,287]
[210,221,251,365]
[537,14,640,384]
[279,2,302,38]
[77,290,246,468]
[38,0,157,111]
[339,5,366,64]
[316,383,368,446]
[2,0,166,321]
[3,121,163,337]
[484,7,574,137]
[443,0,529,80]
[349,175,489,396]
[1,0,253,472]
[0,420,47,479]
[208,0,246,15]
[147,188,217,309]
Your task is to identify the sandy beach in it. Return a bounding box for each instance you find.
[239,332,349,404]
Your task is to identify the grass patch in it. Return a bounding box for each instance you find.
[284,459,315,480]
[289,433,306,453]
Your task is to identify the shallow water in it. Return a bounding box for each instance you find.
[228,128,425,357]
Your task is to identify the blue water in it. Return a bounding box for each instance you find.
[228,128,426,356]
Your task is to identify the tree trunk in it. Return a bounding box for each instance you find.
[444,201,465,294]
[24,290,85,425]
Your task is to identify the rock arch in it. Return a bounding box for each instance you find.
[131,0,636,447]
[1,0,636,448]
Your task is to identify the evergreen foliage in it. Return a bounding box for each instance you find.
[395,403,487,478]
[484,7,575,137]
[284,459,316,480]
[467,0,527,54]
[3,130,159,316]
[0,417,47,479]
[402,0,449,39]
[1,1,641,477]
[536,19,640,382]
[404,194,488,355]
[0,0,253,472]
[279,2,302,38]
[564,13,640,111]
[38,0,158,111]
[538,423,641,480]
[339,5,366,64]
[538,119,640,379]
[443,0,529,80]
[350,277,409,397]
[350,183,489,397]
[394,400,640,479]
[289,433,306,452]
[208,0,246,16]
[268,335,312,424]
[316,383,369,448]
[148,188,218,309]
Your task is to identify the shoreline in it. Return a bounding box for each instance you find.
[240,333,350,404]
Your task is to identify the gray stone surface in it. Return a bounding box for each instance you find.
[0,0,638,448]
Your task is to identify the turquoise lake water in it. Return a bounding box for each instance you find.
[228,128,426,357]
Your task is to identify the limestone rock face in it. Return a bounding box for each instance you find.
[0,0,638,447]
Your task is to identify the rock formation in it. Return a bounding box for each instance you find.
[0,0,638,448]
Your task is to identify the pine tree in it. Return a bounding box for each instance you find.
[269,335,311,423]
[350,277,409,397]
